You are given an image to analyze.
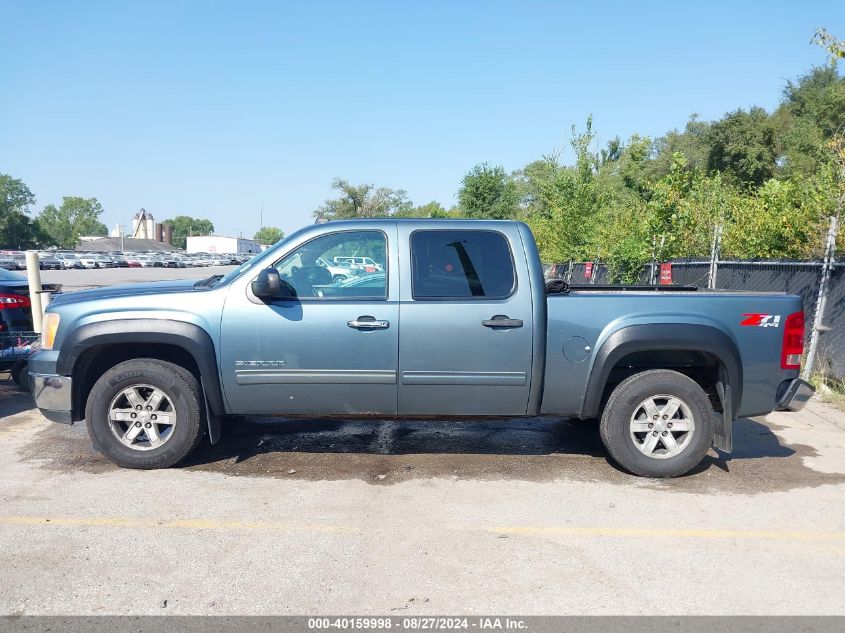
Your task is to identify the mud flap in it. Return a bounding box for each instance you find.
[205,399,222,445]
[714,379,733,453]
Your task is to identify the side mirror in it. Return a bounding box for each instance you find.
[251,268,282,298]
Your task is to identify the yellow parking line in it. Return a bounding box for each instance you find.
[0,515,353,533]
[486,526,845,541]
[3,516,843,542]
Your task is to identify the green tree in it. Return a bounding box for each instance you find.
[457,163,519,219]
[393,201,450,218]
[648,115,711,180]
[314,178,411,220]
[812,28,845,66]
[254,226,285,245]
[0,174,46,248]
[163,216,215,249]
[706,107,778,187]
[38,197,107,248]
[521,119,604,264]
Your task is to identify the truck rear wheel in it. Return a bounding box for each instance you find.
[599,369,714,478]
[85,358,205,469]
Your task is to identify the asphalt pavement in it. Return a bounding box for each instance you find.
[1,267,844,615]
[2,381,845,615]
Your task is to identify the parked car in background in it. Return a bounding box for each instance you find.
[210,255,237,266]
[75,254,101,269]
[37,253,63,270]
[0,268,62,332]
[53,253,82,269]
[316,257,356,284]
[187,254,212,267]
[333,255,383,272]
[94,254,115,268]
[9,252,28,270]
[160,254,186,268]
[0,255,16,270]
[121,254,142,268]
[135,255,164,268]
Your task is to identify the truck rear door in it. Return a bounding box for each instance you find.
[396,225,534,416]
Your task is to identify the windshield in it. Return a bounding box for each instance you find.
[214,233,299,287]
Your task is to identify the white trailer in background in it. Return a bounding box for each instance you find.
[185,235,261,254]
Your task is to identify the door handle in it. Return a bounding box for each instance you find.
[482,315,523,328]
[348,315,390,330]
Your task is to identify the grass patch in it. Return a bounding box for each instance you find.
[811,374,845,411]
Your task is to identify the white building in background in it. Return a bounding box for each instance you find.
[186,235,261,254]
[132,209,156,239]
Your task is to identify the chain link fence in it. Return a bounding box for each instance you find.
[547,217,844,380]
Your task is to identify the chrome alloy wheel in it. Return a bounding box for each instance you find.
[629,394,695,459]
[108,384,177,451]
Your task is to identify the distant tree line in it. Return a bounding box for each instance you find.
[0,178,109,249]
[315,30,845,282]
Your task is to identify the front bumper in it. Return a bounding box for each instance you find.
[776,378,815,412]
[29,372,73,424]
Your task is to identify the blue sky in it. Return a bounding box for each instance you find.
[1,1,843,238]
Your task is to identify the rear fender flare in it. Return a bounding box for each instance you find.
[581,323,742,446]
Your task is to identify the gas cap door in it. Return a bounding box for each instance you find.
[563,336,592,363]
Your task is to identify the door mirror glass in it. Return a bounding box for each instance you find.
[251,267,283,298]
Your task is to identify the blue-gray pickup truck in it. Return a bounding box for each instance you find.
[28,219,814,477]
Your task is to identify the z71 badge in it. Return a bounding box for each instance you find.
[740,313,781,327]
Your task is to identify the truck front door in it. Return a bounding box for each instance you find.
[397,226,535,416]
[220,228,399,415]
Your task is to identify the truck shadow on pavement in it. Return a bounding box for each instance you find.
[0,381,34,417]
[12,386,845,492]
[174,413,840,492]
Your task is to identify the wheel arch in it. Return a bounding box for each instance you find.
[581,323,742,449]
[57,319,225,442]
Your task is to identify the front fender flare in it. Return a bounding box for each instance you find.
[57,319,225,443]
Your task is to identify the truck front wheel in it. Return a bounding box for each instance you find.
[599,369,715,478]
[85,358,205,469]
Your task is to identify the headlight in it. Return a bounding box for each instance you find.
[42,312,60,350]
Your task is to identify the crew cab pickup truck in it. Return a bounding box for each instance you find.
[28,220,814,477]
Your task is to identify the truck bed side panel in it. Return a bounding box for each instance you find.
[541,292,804,418]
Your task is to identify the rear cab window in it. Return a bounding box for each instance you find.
[410,230,516,300]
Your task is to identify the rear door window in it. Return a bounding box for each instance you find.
[411,230,515,299]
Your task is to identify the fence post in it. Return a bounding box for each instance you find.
[707,224,722,290]
[802,216,838,380]
[649,235,657,285]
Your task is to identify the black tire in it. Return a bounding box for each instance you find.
[85,358,205,469]
[11,360,30,391]
[599,369,715,478]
